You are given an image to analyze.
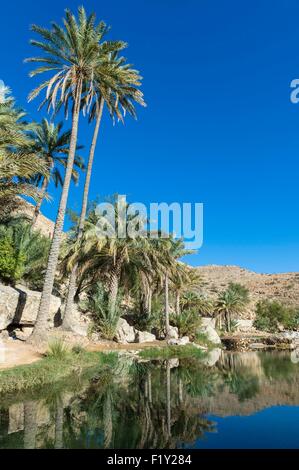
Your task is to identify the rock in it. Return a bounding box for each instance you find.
[0,283,61,330]
[135,330,156,343]
[236,319,253,332]
[0,329,10,340]
[201,348,222,367]
[62,305,92,337]
[249,342,268,350]
[0,284,19,329]
[167,325,179,340]
[8,403,24,434]
[201,317,216,328]
[14,327,34,341]
[168,358,179,368]
[198,323,221,345]
[167,336,189,346]
[115,318,136,343]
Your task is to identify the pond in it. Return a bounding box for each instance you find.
[0,350,299,449]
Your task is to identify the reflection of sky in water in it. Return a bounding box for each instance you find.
[195,407,299,449]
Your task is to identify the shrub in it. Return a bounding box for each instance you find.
[170,308,202,338]
[253,300,299,332]
[0,221,50,287]
[83,283,121,340]
[0,235,18,281]
[47,339,70,360]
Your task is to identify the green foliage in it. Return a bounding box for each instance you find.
[47,340,70,360]
[0,220,50,287]
[171,308,202,338]
[253,300,299,332]
[83,283,121,340]
[0,235,18,281]
[215,283,250,332]
[180,291,214,316]
[138,344,206,360]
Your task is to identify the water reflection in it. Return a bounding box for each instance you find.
[1,351,299,449]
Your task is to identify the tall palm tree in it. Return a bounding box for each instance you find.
[25,7,115,343]
[30,119,84,226]
[0,87,48,207]
[62,53,145,329]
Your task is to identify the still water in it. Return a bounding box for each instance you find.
[1,350,299,449]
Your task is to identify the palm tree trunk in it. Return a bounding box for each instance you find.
[166,360,171,437]
[54,401,64,449]
[164,273,170,337]
[62,98,104,330]
[23,401,37,449]
[32,177,48,227]
[108,261,122,315]
[29,80,83,345]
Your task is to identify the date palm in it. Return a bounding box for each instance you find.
[62,53,145,329]
[25,6,116,343]
[30,119,84,226]
[0,87,48,207]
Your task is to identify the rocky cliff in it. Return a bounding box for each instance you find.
[194,265,299,319]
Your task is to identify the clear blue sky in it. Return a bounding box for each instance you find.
[1,0,298,273]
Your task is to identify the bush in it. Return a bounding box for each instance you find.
[0,221,50,287]
[46,339,70,360]
[0,235,19,282]
[170,308,202,338]
[253,300,299,332]
[83,283,121,340]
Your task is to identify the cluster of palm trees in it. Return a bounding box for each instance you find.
[0,7,250,343]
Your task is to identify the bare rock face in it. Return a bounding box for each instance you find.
[0,284,19,329]
[115,318,136,343]
[135,330,156,343]
[167,325,179,340]
[198,320,221,345]
[0,283,61,330]
[236,319,254,332]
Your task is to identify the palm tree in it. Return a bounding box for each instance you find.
[0,86,48,207]
[30,119,84,226]
[62,53,145,329]
[25,7,114,343]
[215,283,250,332]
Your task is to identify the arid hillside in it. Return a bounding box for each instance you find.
[194,265,299,319]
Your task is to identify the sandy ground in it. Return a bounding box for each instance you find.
[0,337,167,371]
[0,340,42,370]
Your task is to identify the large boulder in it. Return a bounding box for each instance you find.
[198,320,221,345]
[115,318,136,343]
[167,325,179,340]
[0,284,19,330]
[0,283,61,330]
[135,330,156,343]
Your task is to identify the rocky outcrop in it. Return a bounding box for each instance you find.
[0,283,61,330]
[167,325,179,340]
[198,317,221,345]
[195,265,299,319]
[115,318,157,344]
[115,318,136,343]
[135,330,156,343]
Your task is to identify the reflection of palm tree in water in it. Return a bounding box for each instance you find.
[23,401,38,449]
[54,398,64,449]
[103,392,113,448]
